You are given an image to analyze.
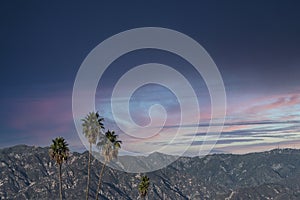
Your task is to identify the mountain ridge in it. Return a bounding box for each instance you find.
[1,145,300,199]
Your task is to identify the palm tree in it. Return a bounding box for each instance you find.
[82,112,104,200]
[95,130,122,200]
[49,137,69,200]
[138,175,150,200]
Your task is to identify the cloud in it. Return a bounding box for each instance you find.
[2,91,80,149]
[2,81,300,155]
[246,97,286,114]
[162,119,300,130]
[214,139,300,154]
[242,94,299,116]
[192,138,263,145]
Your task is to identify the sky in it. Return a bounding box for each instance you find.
[0,1,300,156]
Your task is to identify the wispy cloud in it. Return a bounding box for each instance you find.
[245,94,300,114]
[2,91,80,149]
[115,91,300,155]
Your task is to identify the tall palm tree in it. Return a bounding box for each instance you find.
[49,137,69,200]
[82,112,104,200]
[95,130,122,200]
[138,175,150,200]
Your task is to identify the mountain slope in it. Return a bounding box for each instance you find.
[1,145,300,199]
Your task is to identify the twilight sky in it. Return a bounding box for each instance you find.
[0,1,300,155]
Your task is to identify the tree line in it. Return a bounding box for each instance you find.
[49,111,150,200]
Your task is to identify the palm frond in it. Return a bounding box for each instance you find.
[82,111,105,144]
[49,137,69,165]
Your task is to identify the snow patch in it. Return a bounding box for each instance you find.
[272,163,282,170]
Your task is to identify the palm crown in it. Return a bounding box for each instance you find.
[138,175,150,198]
[49,137,69,165]
[98,130,122,162]
[82,112,104,144]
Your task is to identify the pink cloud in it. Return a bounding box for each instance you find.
[285,94,300,106]
[222,125,252,132]
[245,97,287,114]
[226,92,300,123]
[6,92,77,147]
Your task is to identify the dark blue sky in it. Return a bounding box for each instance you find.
[1,1,300,93]
[1,1,300,154]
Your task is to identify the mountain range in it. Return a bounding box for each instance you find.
[1,145,300,199]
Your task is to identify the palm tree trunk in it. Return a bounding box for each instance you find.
[139,195,145,200]
[86,143,92,200]
[95,160,107,200]
[58,164,63,200]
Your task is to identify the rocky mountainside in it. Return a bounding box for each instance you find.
[1,145,300,199]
